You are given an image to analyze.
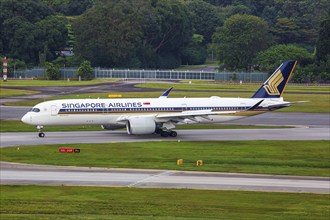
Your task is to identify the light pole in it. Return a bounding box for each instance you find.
[1,57,9,82]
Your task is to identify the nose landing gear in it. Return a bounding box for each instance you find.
[37,125,45,138]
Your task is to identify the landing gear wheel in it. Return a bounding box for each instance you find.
[170,131,177,137]
[38,132,45,138]
[160,131,169,137]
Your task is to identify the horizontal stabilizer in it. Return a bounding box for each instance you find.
[266,101,309,109]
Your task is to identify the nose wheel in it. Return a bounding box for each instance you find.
[37,125,45,138]
[38,132,45,137]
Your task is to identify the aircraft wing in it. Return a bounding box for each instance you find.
[155,109,237,123]
[116,99,264,124]
[155,99,264,123]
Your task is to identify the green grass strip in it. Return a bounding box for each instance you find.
[137,82,330,93]
[1,141,329,176]
[1,185,329,220]
[0,88,39,98]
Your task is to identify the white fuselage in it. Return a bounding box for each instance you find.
[21,96,284,127]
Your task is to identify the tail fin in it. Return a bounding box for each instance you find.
[252,60,297,98]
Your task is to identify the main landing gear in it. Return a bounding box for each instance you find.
[156,129,177,137]
[37,125,45,138]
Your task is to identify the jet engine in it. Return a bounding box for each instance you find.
[126,117,156,135]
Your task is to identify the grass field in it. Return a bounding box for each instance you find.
[1,185,328,220]
[0,88,39,98]
[1,140,328,176]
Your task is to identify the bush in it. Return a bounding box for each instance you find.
[76,60,93,80]
[45,62,60,80]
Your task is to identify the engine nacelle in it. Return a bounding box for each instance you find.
[101,124,126,130]
[126,117,156,135]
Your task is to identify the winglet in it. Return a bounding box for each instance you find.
[159,87,173,98]
[252,60,297,98]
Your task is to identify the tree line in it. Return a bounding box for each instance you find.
[1,0,329,82]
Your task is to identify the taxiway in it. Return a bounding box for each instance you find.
[1,162,329,194]
[1,127,329,148]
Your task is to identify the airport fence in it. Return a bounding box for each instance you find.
[8,67,268,82]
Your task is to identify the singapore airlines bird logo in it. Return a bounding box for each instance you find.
[263,70,284,95]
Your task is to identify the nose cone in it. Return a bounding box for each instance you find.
[21,113,31,124]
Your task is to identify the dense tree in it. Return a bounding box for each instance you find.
[293,58,330,83]
[41,0,93,15]
[2,17,38,64]
[272,0,328,44]
[73,0,145,68]
[181,45,207,65]
[0,0,68,65]
[218,5,252,19]
[271,18,300,44]
[185,0,222,45]
[0,0,52,63]
[255,44,313,73]
[315,11,330,62]
[0,0,53,23]
[252,43,329,83]
[73,0,192,68]
[35,16,68,61]
[181,34,207,65]
[207,0,329,45]
[213,14,270,71]
[152,0,192,60]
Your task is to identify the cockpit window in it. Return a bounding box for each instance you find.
[31,108,40,112]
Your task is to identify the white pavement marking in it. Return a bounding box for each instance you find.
[127,170,173,187]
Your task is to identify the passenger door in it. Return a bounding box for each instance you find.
[51,105,58,116]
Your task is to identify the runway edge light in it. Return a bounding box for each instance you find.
[196,160,203,166]
[177,159,183,165]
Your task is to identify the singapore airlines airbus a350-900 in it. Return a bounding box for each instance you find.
[22,60,300,138]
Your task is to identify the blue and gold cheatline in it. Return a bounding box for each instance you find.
[251,60,297,99]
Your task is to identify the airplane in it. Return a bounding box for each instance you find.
[22,60,299,138]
